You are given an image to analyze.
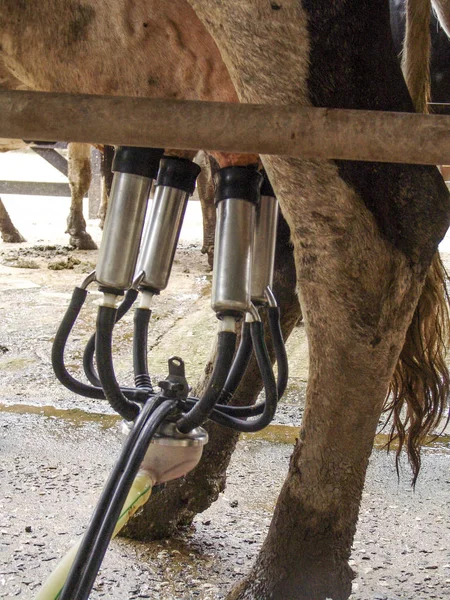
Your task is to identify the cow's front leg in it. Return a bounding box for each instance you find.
[66,142,97,249]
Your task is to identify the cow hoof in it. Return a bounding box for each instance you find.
[1,231,26,243]
[201,244,214,269]
[69,233,97,250]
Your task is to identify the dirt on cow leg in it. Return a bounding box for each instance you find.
[0,197,26,243]
[225,157,448,600]
[121,216,300,540]
[67,143,97,250]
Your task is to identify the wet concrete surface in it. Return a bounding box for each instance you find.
[0,242,449,599]
[1,409,449,599]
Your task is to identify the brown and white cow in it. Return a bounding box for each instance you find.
[0,62,99,248]
[0,1,449,598]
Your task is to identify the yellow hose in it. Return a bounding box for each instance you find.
[34,470,153,600]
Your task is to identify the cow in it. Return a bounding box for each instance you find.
[0,141,98,249]
[0,61,101,248]
[1,1,449,598]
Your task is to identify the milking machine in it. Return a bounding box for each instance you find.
[38,146,289,599]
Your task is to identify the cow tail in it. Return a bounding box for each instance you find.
[385,255,450,484]
[384,0,450,484]
[401,0,431,112]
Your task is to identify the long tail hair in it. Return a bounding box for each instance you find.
[384,0,450,483]
[401,0,431,112]
[385,255,450,483]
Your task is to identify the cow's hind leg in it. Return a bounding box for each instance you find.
[0,197,25,243]
[184,2,450,598]
[66,143,97,250]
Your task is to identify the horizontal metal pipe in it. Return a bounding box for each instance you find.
[1,89,450,164]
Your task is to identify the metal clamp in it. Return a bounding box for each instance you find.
[158,356,190,399]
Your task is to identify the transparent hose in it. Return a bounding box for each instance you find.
[34,471,153,600]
